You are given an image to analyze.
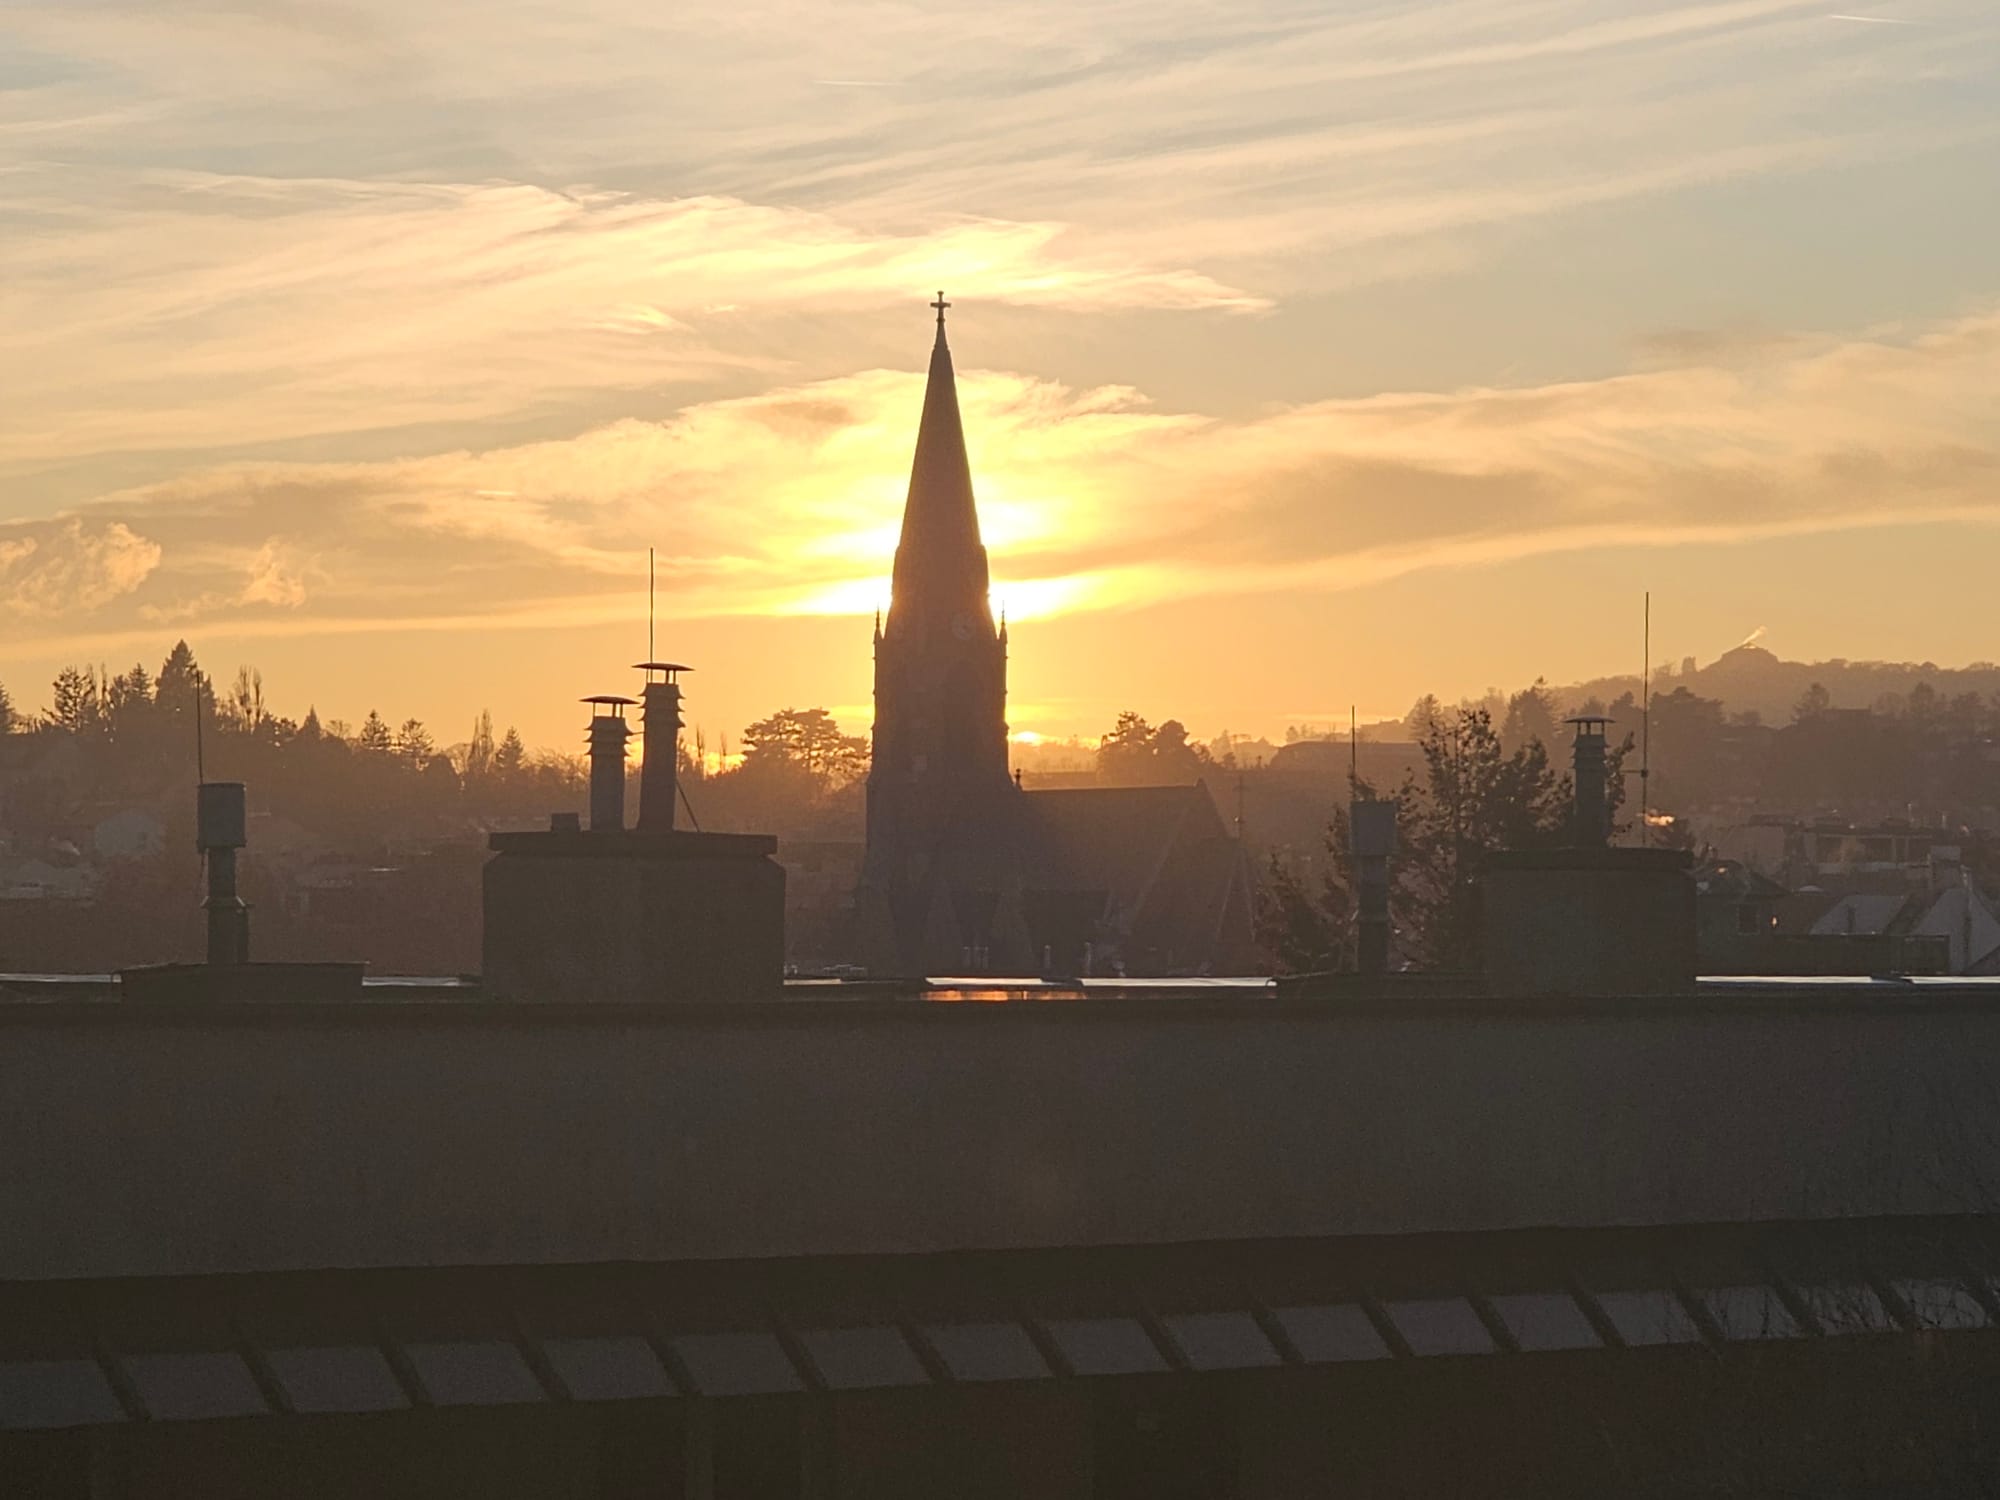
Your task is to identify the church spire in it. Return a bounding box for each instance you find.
[888,291,990,638]
[862,297,1015,975]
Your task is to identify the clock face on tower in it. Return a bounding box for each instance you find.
[950,611,973,641]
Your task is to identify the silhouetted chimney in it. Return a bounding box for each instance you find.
[634,663,689,832]
[583,696,635,832]
[1350,798,1397,974]
[1567,716,1612,848]
[119,777,364,1001]
[197,780,249,965]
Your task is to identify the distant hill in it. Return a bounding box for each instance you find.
[1561,645,2000,725]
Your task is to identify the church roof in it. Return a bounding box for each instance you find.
[1023,783,1253,973]
[1026,784,1227,915]
[888,298,990,633]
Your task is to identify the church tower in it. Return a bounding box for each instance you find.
[859,295,1018,974]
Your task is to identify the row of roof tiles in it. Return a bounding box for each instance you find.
[5,1259,1994,1431]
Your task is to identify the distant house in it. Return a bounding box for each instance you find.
[1694,859,1787,949]
[1790,820,1958,890]
[247,812,321,861]
[91,808,167,861]
[0,859,100,903]
[1812,878,2000,975]
[1708,818,1790,877]
[1689,856,1995,975]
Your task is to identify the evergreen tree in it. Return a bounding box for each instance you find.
[0,679,16,735]
[1500,677,1561,752]
[156,640,211,721]
[494,726,527,777]
[1404,694,1446,740]
[106,663,152,712]
[101,663,158,745]
[48,666,101,735]
[396,718,435,764]
[357,711,394,753]
[1257,706,1628,971]
[1792,681,1832,722]
[298,706,323,743]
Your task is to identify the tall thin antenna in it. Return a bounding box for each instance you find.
[1640,591,1651,848]
[648,547,656,665]
[194,678,206,784]
[1350,704,1358,792]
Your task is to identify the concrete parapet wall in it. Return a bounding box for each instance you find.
[3,988,1998,1280]
[1482,848,1697,996]
[482,831,784,1001]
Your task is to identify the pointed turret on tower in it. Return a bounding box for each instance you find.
[883,292,997,657]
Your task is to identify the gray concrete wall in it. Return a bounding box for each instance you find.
[4,991,1999,1281]
[1482,851,1696,996]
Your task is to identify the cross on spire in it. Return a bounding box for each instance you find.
[931,290,951,328]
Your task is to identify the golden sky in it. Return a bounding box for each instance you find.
[3,0,1998,750]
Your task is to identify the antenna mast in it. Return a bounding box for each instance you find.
[1640,592,1651,848]
[648,547,655,665]
[194,678,205,784]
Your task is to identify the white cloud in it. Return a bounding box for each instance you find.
[0,519,162,618]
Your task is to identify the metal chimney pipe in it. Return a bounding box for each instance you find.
[196,781,249,964]
[1350,799,1397,974]
[634,663,691,832]
[1568,716,1612,848]
[583,696,635,833]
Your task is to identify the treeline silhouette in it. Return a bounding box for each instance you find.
[0,643,870,973]
[1255,673,2000,975]
[1259,702,1631,974]
[1395,674,2000,827]
[7,639,2000,976]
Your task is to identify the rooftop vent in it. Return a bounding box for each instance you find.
[121,779,363,1001]
[484,665,783,1001]
[583,695,636,833]
[197,780,249,965]
[1566,716,1613,849]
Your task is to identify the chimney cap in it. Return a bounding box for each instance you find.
[582,694,639,707]
[1565,714,1614,732]
[632,662,693,673]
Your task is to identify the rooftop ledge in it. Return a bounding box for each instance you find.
[487,827,778,858]
[2,972,1999,1024]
